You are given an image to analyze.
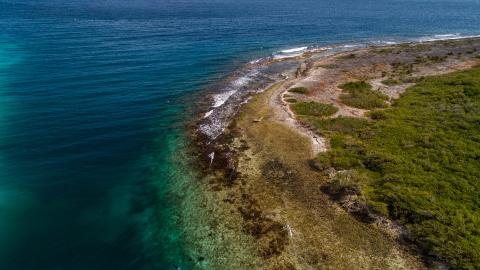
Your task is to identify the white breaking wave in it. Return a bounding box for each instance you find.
[199,66,278,140]
[204,110,213,118]
[273,53,304,60]
[249,58,264,64]
[374,41,397,45]
[212,89,237,108]
[434,33,460,38]
[209,70,260,109]
[274,46,309,59]
[418,33,461,42]
[280,46,308,53]
[232,74,254,87]
[417,33,480,42]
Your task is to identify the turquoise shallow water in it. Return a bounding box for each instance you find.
[0,0,480,269]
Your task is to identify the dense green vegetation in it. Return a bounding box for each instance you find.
[290,101,338,117]
[310,67,480,270]
[288,86,309,94]
[339,81,388,109]
[307,116,368,136]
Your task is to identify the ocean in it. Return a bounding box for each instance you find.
[0,0,479,269]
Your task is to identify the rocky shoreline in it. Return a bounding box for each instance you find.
[189,37,480,269]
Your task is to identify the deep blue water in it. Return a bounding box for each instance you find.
[0,0,479,269]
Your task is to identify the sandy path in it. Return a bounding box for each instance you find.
[273,81,328,156]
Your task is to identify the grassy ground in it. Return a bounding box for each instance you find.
[339,81,389,109]
[309,67,480,270]
[291,101,338,117]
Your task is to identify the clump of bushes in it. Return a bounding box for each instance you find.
[381,78,401,86]
[377,48,393,54]
[414,56,428,64]
[340,53,356,59]
[288,86,309,94]
[339,81,388,109]
[368,110,387,120]
[340,81,371,92]
[284,98,297,103]
[415,55,447,64]
[320,64,337,69]
[326,170,368,196]
[291,101,338,117]
[391,62,414,76]
[427,55,447,63]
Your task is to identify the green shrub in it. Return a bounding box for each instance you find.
[377,48,393,54]
[367,201,389,216]
[328,170,363,195]
[339,81,372,92]
[381,78,401,86]
[288,87,309,94]
[339,81,388,109]
[427,55,447,63]
[285,98,297,103]
[320,64,337,69]
[340,53,356,59]
[414,56,428,64]
[400,76,417,83]
[391,62,414,76]
[291,101,338,117]
[368,110,387,120]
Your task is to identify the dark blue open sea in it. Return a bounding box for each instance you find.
[0,0,479,269]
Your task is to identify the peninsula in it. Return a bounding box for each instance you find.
[193,38,480,270]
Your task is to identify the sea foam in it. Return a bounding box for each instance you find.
[212,90,237,108]
[417,33,480,42]
[280,46,308,53]
[210,70,259,108]
[274,46,309,59]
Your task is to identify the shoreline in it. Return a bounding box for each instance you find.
[197,34,480,144]
[188,37,480,269]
